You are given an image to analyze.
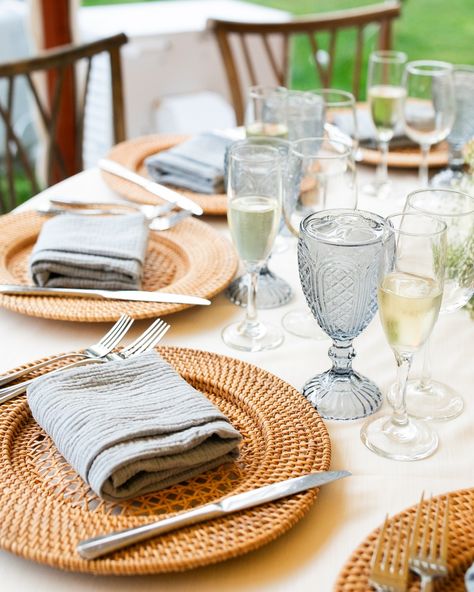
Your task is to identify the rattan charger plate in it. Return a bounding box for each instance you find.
[335,488,474,591]
[103,135,228,216]
[0,210,237,322]
[0,346,331,575]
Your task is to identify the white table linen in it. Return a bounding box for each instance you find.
[0,165,473,591]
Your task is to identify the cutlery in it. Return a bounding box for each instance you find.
[49,197,174,218]
[369,514,410,592]
[0,314,133,387]
[77,469,350,560]
[148,209,192,230]
[99,158,203,216]
[0,285,211,306]
[0,317,170,404]
[409,493,449,591]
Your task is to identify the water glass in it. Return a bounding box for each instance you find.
[245,86,288,139]
[366,50,407,198]
[222,143,284,352]
[298,209,390,420]
[361,213,447,461]
[403,60,455,186]
[287,90,325,141]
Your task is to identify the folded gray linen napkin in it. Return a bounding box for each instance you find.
[145,132,233,194]
[27,351,242,501]
[30,213,149,290]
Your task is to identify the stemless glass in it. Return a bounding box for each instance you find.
[222,143,284,352]
[403,60,455,186]
[366,50,407,198]
[283,138,357,340]
[287,90,325,140]
[245,86,288,139]
[225,137,293,309]
[361,213,447,461]
[402,189,474,420]
[298,209,391,420]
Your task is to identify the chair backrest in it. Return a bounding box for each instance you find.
[209,2,401,125]
[0,33,127,213]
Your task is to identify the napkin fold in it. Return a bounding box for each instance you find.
[145,132,233,194]
[30,213,149,290]
[27,351,242,501]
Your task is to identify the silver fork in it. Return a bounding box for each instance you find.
[369,514,411,592]
[0,314,133,387]
[148,209,192,231]
[409,494,450,591]
[45,198,174,219]
[0,318,170,404]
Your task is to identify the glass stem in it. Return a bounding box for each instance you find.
[243,268,260,336]
[390,352,412,427]
[419,337,433,392]
[376,140,389,186]
[419,144,430,186]
[328,339,355,375]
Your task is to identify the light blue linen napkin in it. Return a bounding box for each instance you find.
[30,213,149,290]
[145,132,233,194]
[27,351,242,501]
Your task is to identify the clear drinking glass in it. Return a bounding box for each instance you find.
[224,137,293,309]
[287,90,325,140]
[310,88,359,156]
[298,209,391,420]
[402,189,474,420]
[431,65,474,188]
[222,143,284,351]
[366,50,407,198]
[403,60,455,186]
[245,86,288,139]
[361,213,447,461]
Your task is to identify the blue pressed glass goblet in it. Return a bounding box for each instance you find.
[298,209,392,420]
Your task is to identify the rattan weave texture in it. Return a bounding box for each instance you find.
[0,210,237,322]
[335,488,474,591]
[103,135,228,216]
[0,346,331,575]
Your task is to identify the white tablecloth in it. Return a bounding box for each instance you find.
[1,165,473,591]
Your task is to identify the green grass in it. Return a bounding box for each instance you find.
[82,0,474,98]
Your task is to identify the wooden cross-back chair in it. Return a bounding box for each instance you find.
[209,2,401,125]
[0,33,128,213]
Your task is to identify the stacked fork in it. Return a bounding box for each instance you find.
[369,493,450,591]
[0,314,170,404]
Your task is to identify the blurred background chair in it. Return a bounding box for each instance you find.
[209,1,401,125]
[0,33,127,213]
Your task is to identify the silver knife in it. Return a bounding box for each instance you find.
[77,470,350,560]
[99,158,204,216]
[0,285,210,306]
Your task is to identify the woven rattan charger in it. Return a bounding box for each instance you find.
[0,346,331,575]
[335,488,474,591]
[102,135,228,216]
[0,210,237,322]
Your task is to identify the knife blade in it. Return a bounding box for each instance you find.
[99,158,204,216]
[77,470,350,560]
[0,285,210,306]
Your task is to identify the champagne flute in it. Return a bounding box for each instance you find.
[402,189,474,420]
[366,50,407,198]
[222,143,284,352]
[282,137,357,339]
[245,86,288,138]
[361,213,447,461]
[403,60,455,186]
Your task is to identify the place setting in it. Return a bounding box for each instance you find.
[0,3,473,591]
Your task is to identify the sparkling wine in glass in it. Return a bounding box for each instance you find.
[222,143,284,352]
[401,188,474,421]
[366,50,407,198]
[403,60,455,186]
[361,213,447,461]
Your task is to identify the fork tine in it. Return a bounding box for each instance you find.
[410,491,424,555]
[372,515,389,572]
[126,320,169,357]
[132,323,170,355]
[440,497,449,563]
[430,496,441,562]
[121,318,163,355]
[99,315,133,348]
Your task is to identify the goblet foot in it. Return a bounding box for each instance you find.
[430,167,465,189]
[302,369,382,420]
[222,320,283,352]
[362,180,391,200]
[360,415,438,461]
[402,378,464,421]
[282,310,329,340]
[225,269,293,309]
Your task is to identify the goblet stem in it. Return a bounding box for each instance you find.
[242,268,260,336]
[419,143,430,186]
[328,339,356,375]
[419,337,433,391]
[376,139,389,186]
[389,352,412,427]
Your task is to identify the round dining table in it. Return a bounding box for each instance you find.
[1,161,473,591]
